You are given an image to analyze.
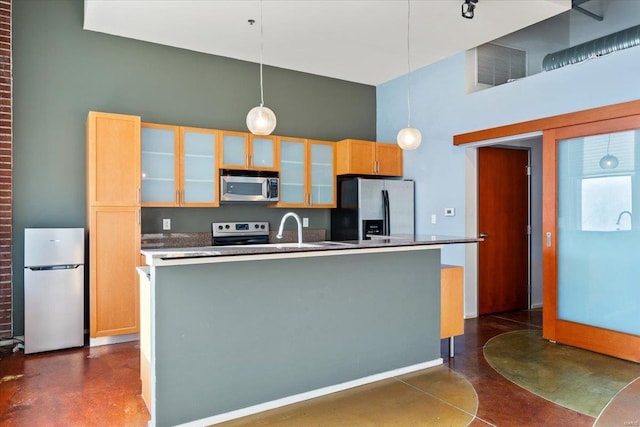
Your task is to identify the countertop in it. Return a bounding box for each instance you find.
[141,235,480,266]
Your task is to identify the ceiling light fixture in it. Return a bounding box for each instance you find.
[599,135,619,169]
[462,0,478,19]
[396,0,422,151]
[246,0,277,135]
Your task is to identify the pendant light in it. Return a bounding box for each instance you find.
[599,135,619,169]
[246,0,277,135]
[397,0,422,150]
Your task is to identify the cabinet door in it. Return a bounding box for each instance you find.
[337,139,376,175]
[376,143,403,177]
[250,135,278,171]
[278,137,306,206]
[87,112,141,205]
[141,123,179,206]
[220,131,249,169]
[309,140,336,207]
[181,127,218,206]
[89,206,140,337]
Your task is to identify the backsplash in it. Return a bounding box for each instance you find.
[141,229,327,249]
[142,205,330,234]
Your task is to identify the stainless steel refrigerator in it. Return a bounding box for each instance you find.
[331,177,414,240]
[24,228,84,354]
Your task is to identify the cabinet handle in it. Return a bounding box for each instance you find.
[546,231,552,247]
[137,208,141,225]
[137,188,141,203]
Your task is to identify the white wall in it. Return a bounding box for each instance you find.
[376,7,640,317]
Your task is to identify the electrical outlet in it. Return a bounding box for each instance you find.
[431,214,437,224]
[162,218,171,230]
[303,217,309,228]
[444,208,455,217]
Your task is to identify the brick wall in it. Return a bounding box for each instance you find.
[0,0,11,338]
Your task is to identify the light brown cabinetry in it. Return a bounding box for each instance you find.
[219,130,278,171]
[335,139,403,177]
[276,137,336,208]
[87,111,141,339]
[141,123,219,207]
[440,265,464,339]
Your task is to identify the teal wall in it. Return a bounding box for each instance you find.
[12,0,376,335]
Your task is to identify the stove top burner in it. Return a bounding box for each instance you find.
[211,222,269,245]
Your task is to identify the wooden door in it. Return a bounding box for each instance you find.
[376,143,403,177]
[478,147,529,314]
[543,116,640,362]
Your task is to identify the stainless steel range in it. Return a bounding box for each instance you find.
[211,221,269,246]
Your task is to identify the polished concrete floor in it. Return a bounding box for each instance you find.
[0,310,635,426]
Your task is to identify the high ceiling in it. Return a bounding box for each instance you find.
[83,0,571,86]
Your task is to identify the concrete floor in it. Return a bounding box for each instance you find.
[0,310,636,426]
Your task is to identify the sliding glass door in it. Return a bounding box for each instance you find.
[543,116,640,362]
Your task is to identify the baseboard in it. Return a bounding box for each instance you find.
[89,333,139,347]
[176,358,444,427]
[0,338,14,347]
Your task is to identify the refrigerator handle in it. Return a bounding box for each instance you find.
[382,190,390,236]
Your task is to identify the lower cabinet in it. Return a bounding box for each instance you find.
[89,206,141,338]
[441,265,464,339]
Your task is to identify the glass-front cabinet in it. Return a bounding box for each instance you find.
[219,130,277,171]
[141,124,178,205]
[141,123,218,207]
[277,137,335,208]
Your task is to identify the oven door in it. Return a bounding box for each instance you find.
[212,235,270,246]
[221,176,272,202]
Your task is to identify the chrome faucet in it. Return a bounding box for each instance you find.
[276,212,303,244]
[616,210,632,228]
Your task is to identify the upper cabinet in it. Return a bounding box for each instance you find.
[87,112,141,206]
[277,137,336,208]
[335,139,403,177]
[219,131,278,171]
[141,123,218,207]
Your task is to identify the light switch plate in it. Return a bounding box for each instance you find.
[303,217,309,228]
[162,218,171,230]
[431,214,437,224]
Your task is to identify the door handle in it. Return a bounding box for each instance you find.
[479,233,489,239]
[546,231,552,247]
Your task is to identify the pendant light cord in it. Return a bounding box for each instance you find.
[406,0,412,127]
[259,0,265,107]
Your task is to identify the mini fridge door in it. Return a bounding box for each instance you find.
[24,228,84,267]
[24,266,84,353]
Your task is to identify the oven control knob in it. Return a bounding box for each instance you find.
[217,225,223,230]
[260,224,265,229]
[225,224,230,229]
[254,224,259,229]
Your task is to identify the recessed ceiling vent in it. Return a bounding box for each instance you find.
[542,24,640,71]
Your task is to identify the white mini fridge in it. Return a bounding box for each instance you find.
[24,228,85,354]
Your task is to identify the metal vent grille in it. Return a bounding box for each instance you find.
[477,43,526,86]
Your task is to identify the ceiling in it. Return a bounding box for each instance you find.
[83,0,571,86]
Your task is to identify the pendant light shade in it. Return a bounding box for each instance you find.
[599,154,619,169]
[397,0,421,150]
[599,135,618,169]
[246,0,276,135]
[397,127,422,150]
[246,105,277,135]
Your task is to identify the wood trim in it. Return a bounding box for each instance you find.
[454,99,640,146]
[555,320,640,363]
[541,129,558,341]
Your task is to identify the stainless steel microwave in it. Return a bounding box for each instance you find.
[220,174,279,203]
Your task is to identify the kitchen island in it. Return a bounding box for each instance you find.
[140,236,477,427]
